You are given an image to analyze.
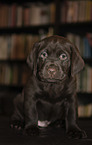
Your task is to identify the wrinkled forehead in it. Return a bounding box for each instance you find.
[38,37,72,55]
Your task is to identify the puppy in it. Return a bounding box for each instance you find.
[11,35,87,139]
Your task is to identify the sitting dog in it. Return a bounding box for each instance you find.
[11,35,87,139]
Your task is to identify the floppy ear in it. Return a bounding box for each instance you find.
[27,42,39,76]
[71,44,85,77]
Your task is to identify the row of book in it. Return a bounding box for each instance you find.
[0,34,37,60]
[67,33,92,58]
[0,2,55,27]
[78,104,92,117]
[77,65,92,93]
[0,28,53,60]
[0,64,29,86]
[0,32,91,60]
[61,0,92,23]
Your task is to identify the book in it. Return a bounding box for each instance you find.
[61,0,92,23]
[72,1,79,22]
[0,36,8,59]
[78,104,92,117]
[16,6,23,27]
[11,4,17,27]
[50,3,55,24]
[30,3,42,26]
[41,4,50,25]
[66,1,73,23]
[78,1,86,22]
[23,5,30,26]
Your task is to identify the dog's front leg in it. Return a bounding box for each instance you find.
[64,98,87,139]
[24,94,40,136]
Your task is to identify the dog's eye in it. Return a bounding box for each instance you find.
[40,51,48,59]
[59,53,67,60]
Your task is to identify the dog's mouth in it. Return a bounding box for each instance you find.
[38,63,65,83]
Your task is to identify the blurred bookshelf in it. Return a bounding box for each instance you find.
[0,0,55,116]
[59,0,92,118]
[0,0,92,118]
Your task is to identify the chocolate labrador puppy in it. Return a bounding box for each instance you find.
[11,35,87,139]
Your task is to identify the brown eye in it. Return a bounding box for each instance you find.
[59,53,67,60]
[40,51,48,59]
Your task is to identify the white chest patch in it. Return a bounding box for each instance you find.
[38,120,51,127]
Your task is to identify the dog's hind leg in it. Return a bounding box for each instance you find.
[10,92,25,130]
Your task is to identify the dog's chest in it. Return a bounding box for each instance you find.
[35,85,68,127]
[36,98,66,127]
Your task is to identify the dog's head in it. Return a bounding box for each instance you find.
[27,35,84,83]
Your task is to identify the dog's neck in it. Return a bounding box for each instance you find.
[36,76,69,98]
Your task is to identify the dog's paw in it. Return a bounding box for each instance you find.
[25,125,40,136]
[10,120,24,130]
[67,128,87,139]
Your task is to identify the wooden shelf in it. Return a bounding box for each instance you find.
[0,0,54,4]
[77,92,92,105]
[0,59,27,64]
[59,22,92,35]
[0,24,54,35]
[0,84,23,92]
[84,58,92,66]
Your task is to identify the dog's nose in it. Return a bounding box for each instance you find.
[48,67,56,77]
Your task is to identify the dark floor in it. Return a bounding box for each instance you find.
[0,116,92,145]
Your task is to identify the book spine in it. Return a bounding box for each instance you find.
[11,4,17,27]
[16,6,23,27]
[78,104,92,118]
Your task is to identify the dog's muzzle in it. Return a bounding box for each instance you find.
[47,64,59,79]
[39,61,65,82]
